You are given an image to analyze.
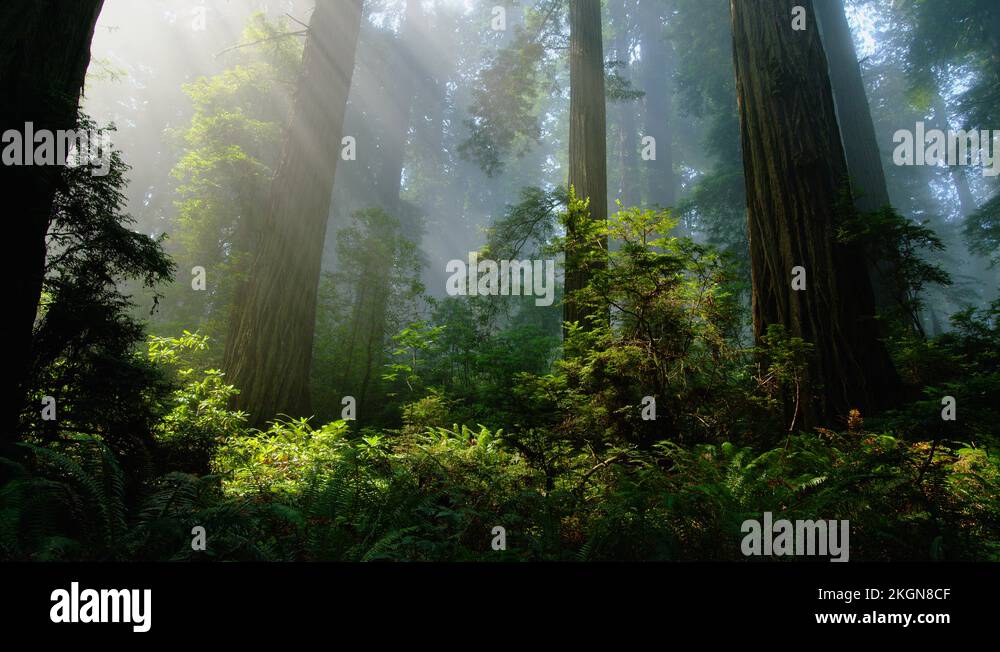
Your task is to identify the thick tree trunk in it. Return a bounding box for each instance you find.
[0,0,104,443]
[638,0,676,210]
[730,0,900,427]
[815,0,902,316]
[224,0,364,427]
[564,0,609,334]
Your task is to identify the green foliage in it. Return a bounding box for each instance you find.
[25,116,174,475]
[312,208,426,425]
[837,202,951,330]
[213,418,352,498]
[149,332,246,475]
[0,438,306,561]
[401,391,467,436]
[886,300,1000,449]
[7,307,1000,562]
[459,19,549,176]
[604,60,644,102]
[382,321,447,396]
[554,193,754,447]
[964,193,1000,265]
[152,13,303,354]
[383,300,560,430]
[4,418,998,561]
[757,325,815,433]
[482,186,564,262]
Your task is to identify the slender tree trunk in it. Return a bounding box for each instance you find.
[375,0,422,214]
[610,0,639,209]
[639,0,676,210]
[336,1,424,416]
[730,0,900,427]
[815,0,889,212]
[224,0,364,427]
[931,98,979,218]
[950,164,979,219]
[0,0,104,443]
[815,0,902,316]
[564,0,609,334]
[357,278,389,418]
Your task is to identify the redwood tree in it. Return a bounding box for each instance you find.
[564,0,609,333]
[815,0,890,213]
[0,0,105,443]
[224,0,364,426]
[815,0,903,315]
[730,0,900,426]
[638,0,676,209]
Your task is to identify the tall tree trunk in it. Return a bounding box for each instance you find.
[609,0,639,209]
[0,0,104,444]
[357,278,389,418]
[374,0,422,215]
[564,0,609,334]
[224,0,364,427]
[815,0,889,212]
[815,0,901,316]
[639,0,676,210]
[931,97,979,218]
[337,1,423,417]
[730,0,900,427]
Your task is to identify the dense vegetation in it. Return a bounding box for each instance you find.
[2,0,1000,562]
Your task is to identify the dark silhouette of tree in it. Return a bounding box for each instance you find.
[0,0,106,446]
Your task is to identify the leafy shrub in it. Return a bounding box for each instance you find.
[213,417,351,498]
[149,332,247,474]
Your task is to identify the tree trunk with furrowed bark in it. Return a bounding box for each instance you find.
[730,0,900,428]
[224,0,364,427]
[564,0,609,335]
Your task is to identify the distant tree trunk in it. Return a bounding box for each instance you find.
[357,279,389,417]
[565,0,609,334]
[638,0,676,210]
[374,0,422,214]
[609,0,639,209]
[224,0,364,427]
[931,98,978,218]
[337,1,424,418]
[815,0,889,212]
[0,0,104,443]
[730,0,900,427]
[815,0,901,316]
[926,95,980,329]
[950,164,979,219]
